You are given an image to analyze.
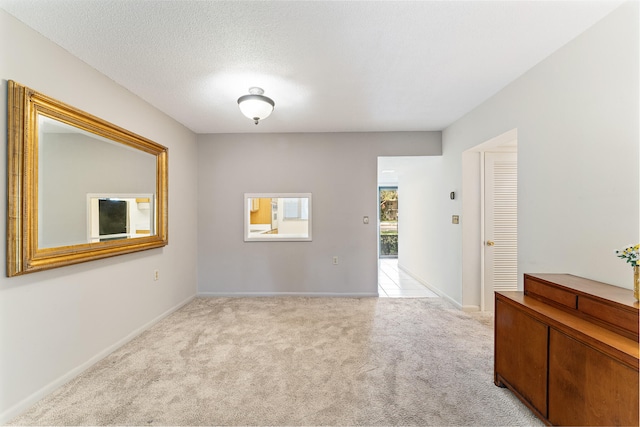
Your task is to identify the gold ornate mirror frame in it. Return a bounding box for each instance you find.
[7,81,168,276]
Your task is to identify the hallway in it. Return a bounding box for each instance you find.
[378,259,438,298]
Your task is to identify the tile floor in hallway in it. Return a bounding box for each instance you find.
[378,258,439,298]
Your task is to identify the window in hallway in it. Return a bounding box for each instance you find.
[379,187,398,258]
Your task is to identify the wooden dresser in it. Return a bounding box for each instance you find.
[495,273,639,426]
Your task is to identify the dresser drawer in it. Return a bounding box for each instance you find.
[525,277,577,309]
[578,296,639,337]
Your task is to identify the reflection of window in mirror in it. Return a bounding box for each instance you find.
[244,193,312,241]
[88,194,154,243]
[283,198,309,220]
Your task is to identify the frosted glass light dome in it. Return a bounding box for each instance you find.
[237,87,275,125]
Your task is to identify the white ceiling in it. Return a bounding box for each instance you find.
[0,1,623,134]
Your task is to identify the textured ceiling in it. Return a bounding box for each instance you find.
[0,1,623,134]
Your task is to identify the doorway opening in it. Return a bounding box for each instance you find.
[461,128,518,312]
[377,156,439,298]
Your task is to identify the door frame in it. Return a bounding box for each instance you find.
[461,128,518,311]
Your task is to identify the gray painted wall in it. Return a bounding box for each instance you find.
[0,10,198,422]
[197,132,441,295]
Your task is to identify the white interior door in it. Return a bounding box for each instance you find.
[483,152,518,311]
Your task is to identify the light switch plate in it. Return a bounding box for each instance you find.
[452,215,460,224]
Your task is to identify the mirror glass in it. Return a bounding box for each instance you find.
[7,81,168,276]
[244,193,312,241]
[38,116,157,248]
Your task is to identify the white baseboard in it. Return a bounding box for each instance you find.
[0,294,195,425]
[462,305,481,312]
[198,291,379,298]
[397,263,463,310]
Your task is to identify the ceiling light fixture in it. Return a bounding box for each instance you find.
[237,87,275,125]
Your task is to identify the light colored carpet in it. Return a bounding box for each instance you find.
[9,297,542,426]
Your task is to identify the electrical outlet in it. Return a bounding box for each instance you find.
[154,270,159,281]
[332,256,339,265]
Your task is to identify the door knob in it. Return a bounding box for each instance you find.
[486,240,495,246]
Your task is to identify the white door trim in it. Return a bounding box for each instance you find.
[461,128,518,312]
[479,151,486,311]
